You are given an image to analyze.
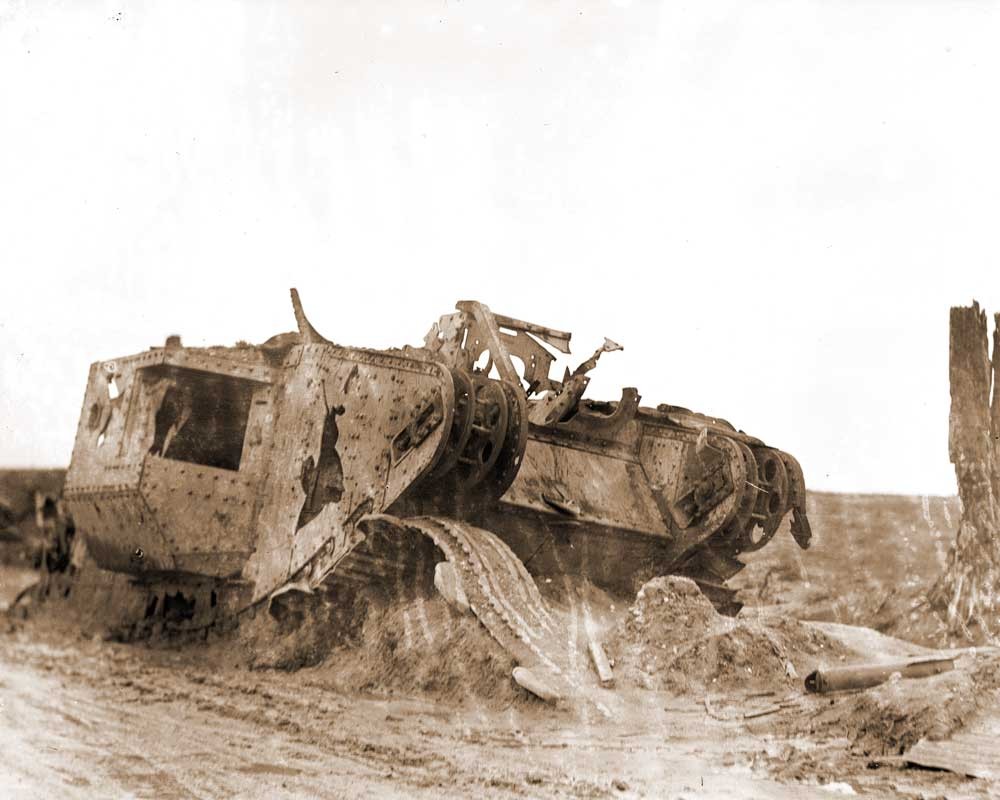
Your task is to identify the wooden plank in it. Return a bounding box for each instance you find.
[906,712,1000,780]
[587,639,615,687]
[512,667,562,703]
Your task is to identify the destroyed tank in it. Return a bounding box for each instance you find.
[62,291,811,696]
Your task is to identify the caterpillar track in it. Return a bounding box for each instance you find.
[35,513,581,700]
[357,515,577,695]
[53,289,812,698]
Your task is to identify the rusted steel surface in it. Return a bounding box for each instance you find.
[804,657,955,693]
[62,289,813,688]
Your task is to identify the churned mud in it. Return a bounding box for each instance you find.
[3,490,1000,798]
[7,612,992,800]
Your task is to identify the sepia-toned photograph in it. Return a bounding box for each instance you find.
[2,2,999,797]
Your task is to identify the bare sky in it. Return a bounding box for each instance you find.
[2,0,999,495]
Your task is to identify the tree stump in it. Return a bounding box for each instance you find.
[928,302,1000,641]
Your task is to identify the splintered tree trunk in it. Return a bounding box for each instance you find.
[990,316,1000,502]
[929,303,1000,640]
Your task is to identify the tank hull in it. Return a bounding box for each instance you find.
[54,291,813,696]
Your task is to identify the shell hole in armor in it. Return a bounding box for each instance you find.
[147,368,254,472]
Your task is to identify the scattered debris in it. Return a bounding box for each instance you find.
[805,657,955,694]
[905,706,1000,780]
[0,469,72,571]
[819,782,856,795]
[611,576,851,695]
[512,667,562,703]
[588,639,615,688]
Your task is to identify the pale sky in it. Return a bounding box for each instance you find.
[2,0,999,495]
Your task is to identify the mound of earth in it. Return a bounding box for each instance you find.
[609,576,853,695]
[13,540,526,709]
[324,596,521,706]
[792,650,1000,757]
[236,586,523,708]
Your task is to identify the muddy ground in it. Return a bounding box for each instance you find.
[2,490,998,799]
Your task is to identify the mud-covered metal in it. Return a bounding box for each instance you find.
[804,657,955,693]
[62,289,813,691]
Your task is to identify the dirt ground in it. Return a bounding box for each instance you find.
[734,492,961,648]
[2,489,998,799]
[3,614,993,800]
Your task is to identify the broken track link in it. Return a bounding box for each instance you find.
[779,452,812,549]
[358,515,576,692]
